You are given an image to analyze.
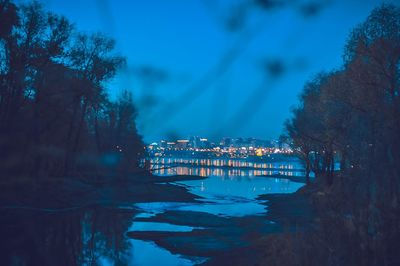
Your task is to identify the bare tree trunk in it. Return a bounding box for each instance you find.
[340,149,347,171]
[69,99,88,174]
[94,110,102,154]
[63,98,79,176]
[305,159,311,184]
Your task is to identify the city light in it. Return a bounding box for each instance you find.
[145,136,293,159]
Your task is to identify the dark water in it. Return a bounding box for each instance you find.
[0,159,305,266]
[0,207,132,265]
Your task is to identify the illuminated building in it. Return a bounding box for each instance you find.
[176,140,189,149]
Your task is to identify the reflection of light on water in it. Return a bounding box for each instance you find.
[149,157,304,178]
[152,166,303,178]
[149,158,303,171]
[200,181,205,191]
[140,159,306,218]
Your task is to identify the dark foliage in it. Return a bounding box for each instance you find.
[280,4,400,265]
[0,0,143,180]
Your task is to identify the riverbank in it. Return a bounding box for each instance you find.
[260,173,308,183]
[200,184,316,265]
[0,173,208,211]
[0,171,313,265]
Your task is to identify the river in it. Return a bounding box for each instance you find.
[128,157,305,265]
[0,157,305,265]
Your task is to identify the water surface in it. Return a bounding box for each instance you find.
[128,161,305,265]
[0,159,305,266]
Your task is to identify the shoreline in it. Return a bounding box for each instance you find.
[198,186,315,265]
[0,171,313,266]
[0,174,208,211]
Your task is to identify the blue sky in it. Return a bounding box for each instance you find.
[28,0,396,142]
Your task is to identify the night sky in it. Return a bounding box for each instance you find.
[21,0,394,143]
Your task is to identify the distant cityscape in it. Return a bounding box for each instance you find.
[146,136,294,159]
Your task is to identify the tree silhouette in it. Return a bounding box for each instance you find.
[0,0,143,181]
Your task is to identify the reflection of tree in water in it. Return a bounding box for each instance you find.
[0,210,82,265]
[0,207,135,266]
[81,207,134,266]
